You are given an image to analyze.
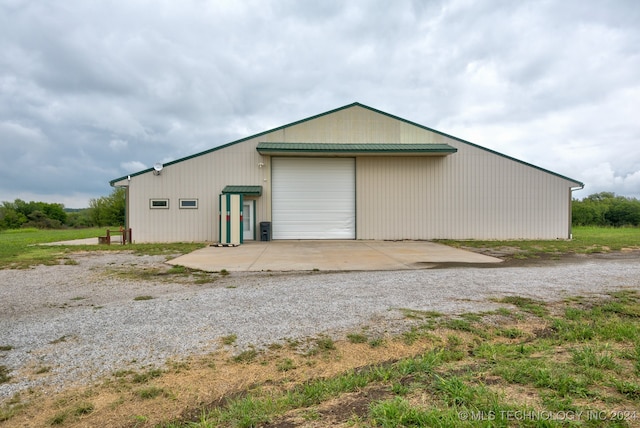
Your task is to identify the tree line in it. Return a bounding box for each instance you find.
[1,189,638,231]
[572,192,640,227]
[0,188,125,230]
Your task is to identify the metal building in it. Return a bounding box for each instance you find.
[110,103,583,242]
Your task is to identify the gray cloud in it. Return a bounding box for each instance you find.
[0,0,638,207]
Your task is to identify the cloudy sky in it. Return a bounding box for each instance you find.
[1,0,639,207]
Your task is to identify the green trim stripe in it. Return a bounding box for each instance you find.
[224,194,231,244]
[239,194,244,244]
[218,193,224,243]
[256,142,457,154]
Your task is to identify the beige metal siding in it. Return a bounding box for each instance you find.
[127,139,271,242]
[260,105,449,144]
[356,141,575,240]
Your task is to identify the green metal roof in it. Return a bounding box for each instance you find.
[222,185,263,196]
[256,142,457,155]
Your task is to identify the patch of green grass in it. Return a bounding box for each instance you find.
[369,397,432,427]
[306,337,336,356]
[368,338,384,348]
[0,345,13,351]
[551,318,595,342]
[221,334,237,346]
[276,358,296,372]
[302,408,320,421]
[0,394,25,422]
[496,296,549,317]
[611,379,640,400]
[49,411,68,425]
[0,365,11,384]
[346,333,368,344]
[166,265,189,274]
[497,327,525,339]
[399,308,443,320]
[401,327,423,345]
[316,337,336,350]
[132,368,163,383]
[50,335,70,344]
[73,402,95,416]
[443,318,474,332]
[135,386,168,399]
[193,272,217,284]
[35,366,51,374]
[473,341,537,362]
[133,295,154,301]
[131,414,149,425]
[109,264,216,284]
[232,349,258,364]
[571,346,617,370]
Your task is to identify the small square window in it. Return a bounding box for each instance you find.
[150,199,169,209]
[179,199,198,209]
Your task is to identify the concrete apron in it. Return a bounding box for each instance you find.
[167,240,502,272]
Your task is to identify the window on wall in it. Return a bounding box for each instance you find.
[179,199,198,209]
[150,199,169,209]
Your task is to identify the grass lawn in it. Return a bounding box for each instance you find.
[0,228,205,269]
[438,226,640,259]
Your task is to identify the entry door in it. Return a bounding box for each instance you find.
[243,200,254,241]
[219,193,243,244]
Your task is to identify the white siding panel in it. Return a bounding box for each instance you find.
[272,157,355,239]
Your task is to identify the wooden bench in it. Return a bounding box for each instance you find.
[99,228,132,245]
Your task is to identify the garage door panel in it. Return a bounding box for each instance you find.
[272,157,355,239]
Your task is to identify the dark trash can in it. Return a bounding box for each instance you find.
[260,222,271,241]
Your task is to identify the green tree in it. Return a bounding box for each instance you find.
[23,210,62,229]
[0,199,69,230]
[88,188,125,227]
[606,197,640,226]
[0,202,27,229]
[573,192,640,227]
[65,210,93,228]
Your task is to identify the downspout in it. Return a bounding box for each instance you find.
[111,175,131,243]
[569,184,585,239]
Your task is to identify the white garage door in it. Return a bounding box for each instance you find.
[272,157,355,239]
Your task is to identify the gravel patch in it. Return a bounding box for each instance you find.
[1,252,639,401]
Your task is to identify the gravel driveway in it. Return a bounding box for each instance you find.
[1,251,639,402]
